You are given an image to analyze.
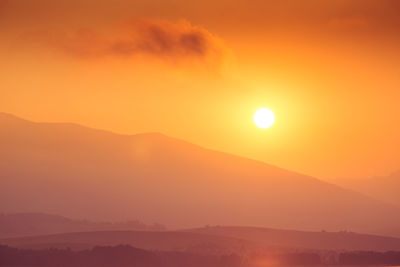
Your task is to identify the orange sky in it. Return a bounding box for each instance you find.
[1,0,399,180]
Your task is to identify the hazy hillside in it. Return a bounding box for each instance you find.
[1,112,400,235]
[336,171,400,207]
[0,213,165,239]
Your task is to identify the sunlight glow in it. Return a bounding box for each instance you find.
[254,108,275,129]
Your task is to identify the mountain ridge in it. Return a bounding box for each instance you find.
[1,112,400,236]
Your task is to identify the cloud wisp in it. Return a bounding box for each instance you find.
[42,19,224,62]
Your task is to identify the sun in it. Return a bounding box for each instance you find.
[254,108,275,129]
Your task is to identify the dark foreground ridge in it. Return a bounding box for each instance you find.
[0,245,321,266]
[3,244,400,266]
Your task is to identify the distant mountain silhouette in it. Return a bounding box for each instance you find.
[336,171,400,207]
[0,213,165,239]
[1,112,400,236]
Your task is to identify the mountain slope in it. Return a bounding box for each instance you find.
[1,112,400,235]
[336,171,400,207]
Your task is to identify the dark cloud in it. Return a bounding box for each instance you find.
[43,19,222,60]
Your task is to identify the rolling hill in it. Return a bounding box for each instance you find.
[3,226,400,252]
[0,213,165,239]
[0,230,253,254]
[187,226,400,251]
[1,112,400,236]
